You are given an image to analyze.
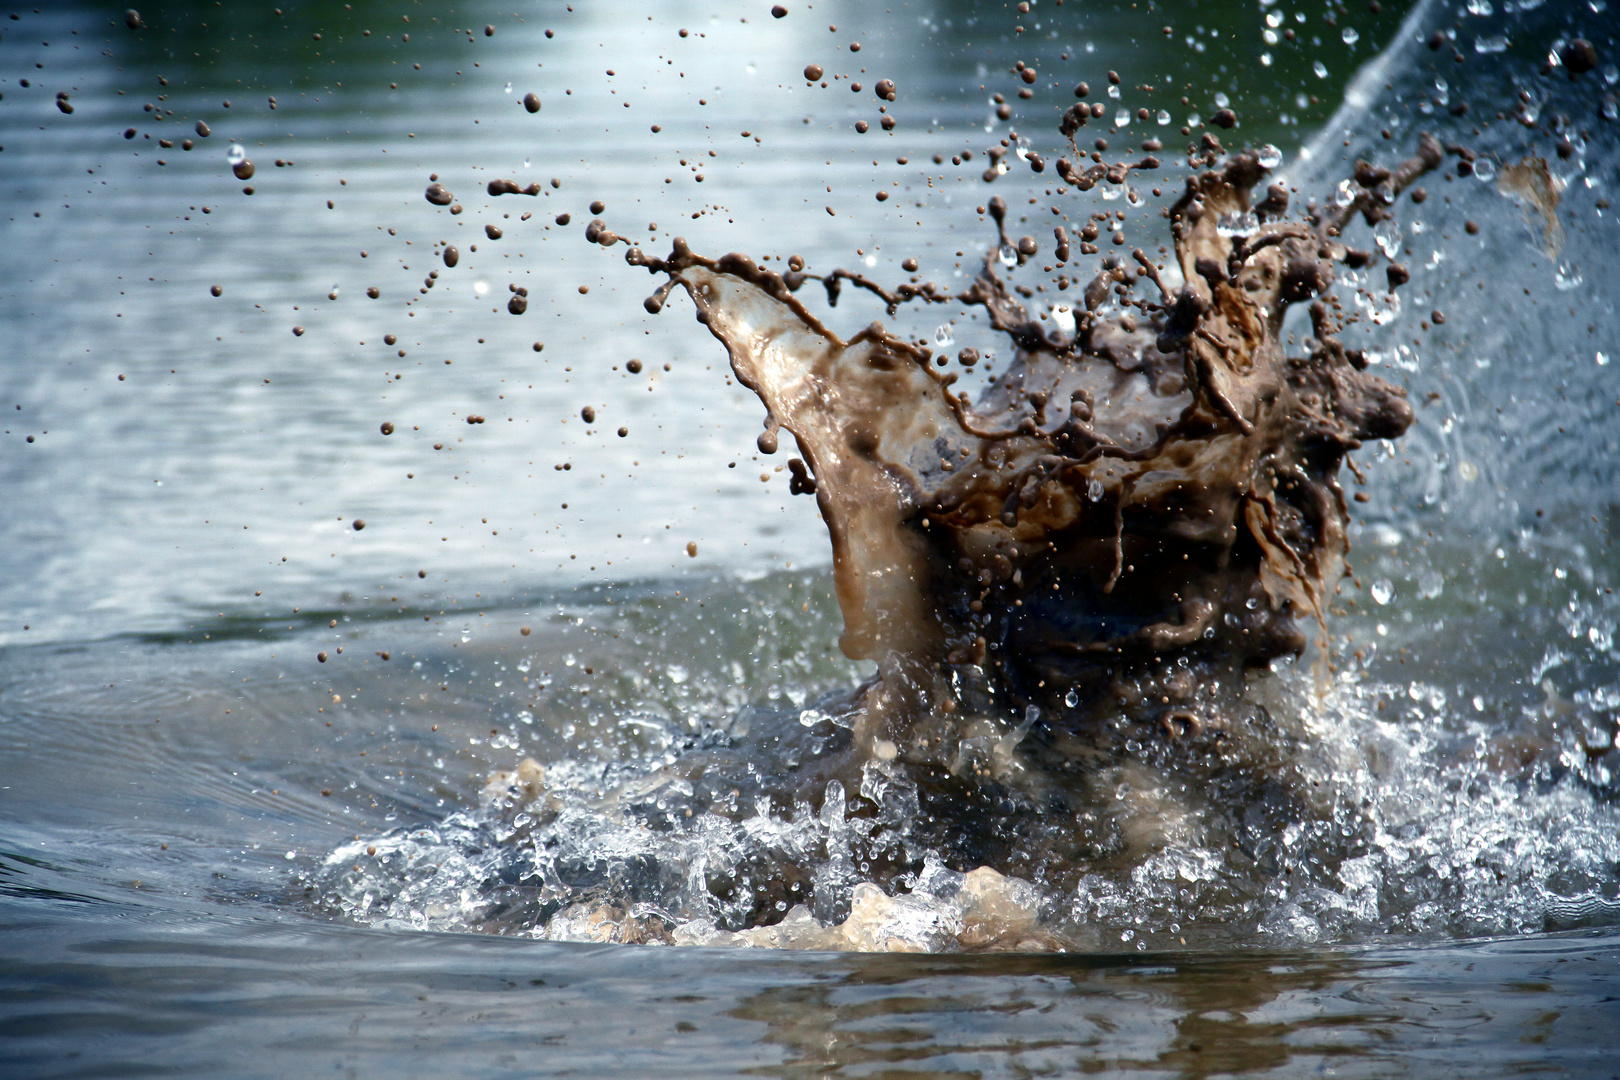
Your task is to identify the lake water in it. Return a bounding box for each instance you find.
[2,0,1618,1075]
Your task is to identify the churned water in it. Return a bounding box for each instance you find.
[2,0,1617,1075]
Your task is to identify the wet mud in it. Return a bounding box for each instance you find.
[431,137,1488,945]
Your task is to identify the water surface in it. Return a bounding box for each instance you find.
[3,0,1618,1074]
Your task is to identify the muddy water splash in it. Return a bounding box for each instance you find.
[621,137,1442,760]
[312,134,1619,953]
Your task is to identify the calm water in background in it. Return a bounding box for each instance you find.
[2,0,1619,1075]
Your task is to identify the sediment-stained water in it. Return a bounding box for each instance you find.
[2,0,1617,1075]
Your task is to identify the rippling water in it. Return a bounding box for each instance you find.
[3,0,1618,1074]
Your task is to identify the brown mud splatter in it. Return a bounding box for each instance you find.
[618,137,1447,769]
[451,138,1469,935]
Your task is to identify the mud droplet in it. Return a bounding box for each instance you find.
[580,406,596,423]
[124,9,143,30]
[804,64,824,81]
[194,120,210,137]
[617,426,628,437]
[1561,38,1598,76]
[352,519,365,531]
[317,651,328,663]
[384,334,398,346]
[686,541,698,558]
[380,421,395,435]
[425,182,454,206]
[443,246,460,267]
[366,286,379,299]
[589,200,605,215]
[520,626,531,636]
[626,358,643,373]
[523,92,542,113]
[209,284,222,297]
[485,224,503,240]
[292,326,305,336]
[232,160,255,180]
[1210,108,1237,129]
[772,5,788,18]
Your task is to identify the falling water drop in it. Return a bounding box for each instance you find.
[1373,219,1402,258]
[1216,211,1259,237]
[226,142,246,166]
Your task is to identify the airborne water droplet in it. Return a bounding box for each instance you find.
[1216,211,1259,238]
[1258,144,1283,169]
[1370,579,1394,605]
[1373,219,1402,258]
[1418,570,1444,600]
[932,324,955,348]
[998,244,1017,267]
[226,142,246,166]
[1472,157,1496,182]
